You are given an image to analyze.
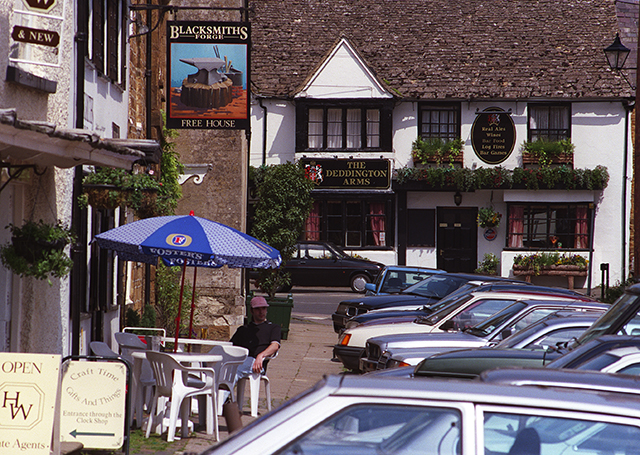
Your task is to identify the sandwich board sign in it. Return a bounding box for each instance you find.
[59,360,126,450]
[0,353,61,454]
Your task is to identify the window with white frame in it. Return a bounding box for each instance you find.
[89,0,127,87]
[297,102,392,151]
[528,104,571,141]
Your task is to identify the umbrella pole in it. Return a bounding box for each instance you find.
[174,262,188,352]
[187,267,198,347]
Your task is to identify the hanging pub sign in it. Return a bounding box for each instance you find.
[471,107,516,165]
[301,158,391,190]
[166,21,250,129]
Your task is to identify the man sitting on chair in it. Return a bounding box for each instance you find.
[231,296,281,382]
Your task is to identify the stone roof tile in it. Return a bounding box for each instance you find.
[249,0,634,100]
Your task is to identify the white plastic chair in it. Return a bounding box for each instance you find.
[124,327,166,348]
[237,351,278,417]
[115,332,156,428]
[90,341,119,358]
[145,351,218,442]
[208,345,248,415]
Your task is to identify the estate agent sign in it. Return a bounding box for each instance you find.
[166,21,250,129]
[471,107,516,164]
[0,353,60,454]
[302,158,391,189]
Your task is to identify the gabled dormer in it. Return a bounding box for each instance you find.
[295,38,394,153]
[295,37,393,100]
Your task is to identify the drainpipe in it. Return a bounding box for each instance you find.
[587,202,596,296]
[622,101,632,280]
[144,7,153,308]
[71,0,89,356]
[258,97,267,165]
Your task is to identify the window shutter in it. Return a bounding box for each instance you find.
[296,104,309,151]
[380,105,393,151]
[92,0,104,74]
[106,0,119,82]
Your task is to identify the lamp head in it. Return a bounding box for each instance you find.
[604,33,631,71]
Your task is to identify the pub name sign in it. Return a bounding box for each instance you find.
[471,107,516,164]
[166,21,250,129]
[302,158,390,190]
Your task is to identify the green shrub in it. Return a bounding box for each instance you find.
[251,162,315,297]
[475,253,500,275]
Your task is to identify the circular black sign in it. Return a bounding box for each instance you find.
[471,109,516,165]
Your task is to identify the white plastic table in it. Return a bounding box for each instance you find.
[161,337,232,353]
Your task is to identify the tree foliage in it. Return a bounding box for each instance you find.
[251,162,315,297]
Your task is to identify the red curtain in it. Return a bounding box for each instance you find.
[508,206,524,248]
[370,202,385,246]
[575,206,588,248]
[305,202,321,241]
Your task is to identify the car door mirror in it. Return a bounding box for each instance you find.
[500,328,513,340]
[441,320,455,331]
[364,283,376,292]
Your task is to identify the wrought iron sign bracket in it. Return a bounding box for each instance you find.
[178,163,212,185]
[0,162,45,194]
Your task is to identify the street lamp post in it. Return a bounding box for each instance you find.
[604,33,637,278]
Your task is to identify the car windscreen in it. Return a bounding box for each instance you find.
[416,294,475,325]
[403,275,471,299]
[464,302,527,337]
[381,270,438,294]
[571,293,640,348]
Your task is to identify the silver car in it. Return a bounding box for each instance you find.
[202,372,640,455]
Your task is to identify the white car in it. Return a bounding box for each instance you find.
[334,289,599,371]
[364,308,606,372]
[202,371,640,455]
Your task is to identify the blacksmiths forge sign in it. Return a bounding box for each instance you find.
[302,158,391,190]
[471,107,516,164]
[166,21,250,129]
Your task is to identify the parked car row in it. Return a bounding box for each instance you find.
[204,280,640,455]
[335,284,603,372]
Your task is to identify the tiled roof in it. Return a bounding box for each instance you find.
[249,0,634,100]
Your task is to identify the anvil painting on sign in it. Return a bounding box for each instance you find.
[180,57,227,85]
[179,57,242,109]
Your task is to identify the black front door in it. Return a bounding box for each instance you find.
[437,208,477,272]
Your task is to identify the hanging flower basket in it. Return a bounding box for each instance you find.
[83,184,127,210]
[0,220,75,282]
[477,207,502,228]
[130,188,159,219]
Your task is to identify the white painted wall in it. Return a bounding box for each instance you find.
[250,96,630,288]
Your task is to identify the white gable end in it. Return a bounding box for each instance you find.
[296,39,392,99]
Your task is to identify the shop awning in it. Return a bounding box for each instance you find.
[0,109,161,170]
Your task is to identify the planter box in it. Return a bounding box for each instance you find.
[414,154,464,166]
[512,265,587,289]
[522,152,573,166]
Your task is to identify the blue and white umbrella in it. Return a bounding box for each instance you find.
[95,214,281,269]
[95,213,281,349]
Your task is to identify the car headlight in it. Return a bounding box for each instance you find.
[386,359,411,369]
[345,320,360,329]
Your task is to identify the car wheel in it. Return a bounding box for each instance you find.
[350,274,370,293]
